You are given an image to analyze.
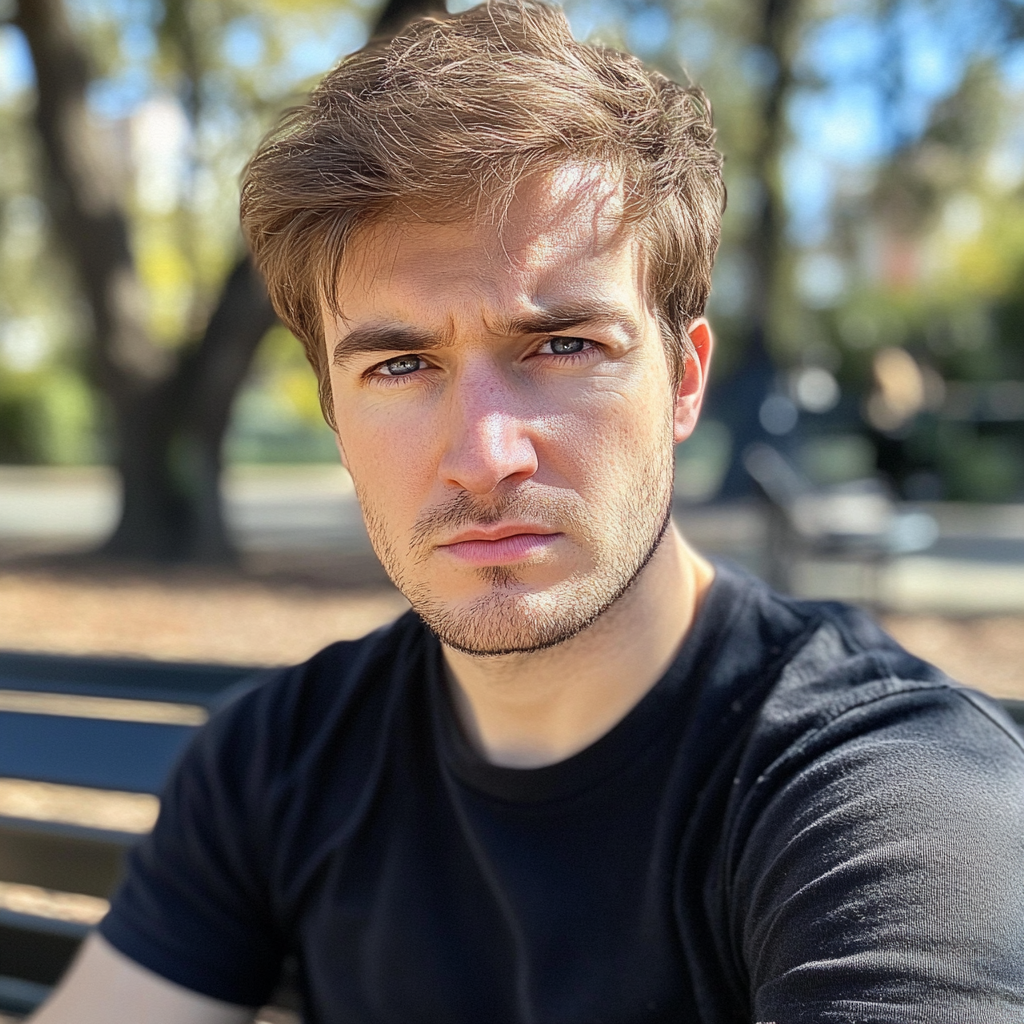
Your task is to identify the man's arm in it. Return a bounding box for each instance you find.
[738,688,1024,1022]
[27,933,255,1024]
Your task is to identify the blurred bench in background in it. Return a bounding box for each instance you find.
[743,441,939,601]
[0,648,1020,1020]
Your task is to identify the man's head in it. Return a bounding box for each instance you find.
[240,0,724,655]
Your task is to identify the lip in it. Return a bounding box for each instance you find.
[442,522,559,545]
[437,524,562,566]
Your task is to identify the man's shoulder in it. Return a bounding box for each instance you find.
[706,564,1023,798]
[704,561,1020,762]
[194,609,432,782]
[763,584,1007,734]
[702,577,1024,1022]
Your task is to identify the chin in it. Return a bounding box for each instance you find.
[407,571,636,657]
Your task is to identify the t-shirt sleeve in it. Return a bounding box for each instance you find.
[736,688,1024,1024]
[98,680,288,1007]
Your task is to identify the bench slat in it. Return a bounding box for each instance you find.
[0,910,85,988]
[0,651,262,708]
[0,817,134,898]
[0,974,52,1016]
[0,713,197,794]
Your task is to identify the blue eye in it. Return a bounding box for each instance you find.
[381,355,423,376]
[547,337,586,355]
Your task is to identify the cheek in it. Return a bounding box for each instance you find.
[535,377,670,492]
[336,403,442,520]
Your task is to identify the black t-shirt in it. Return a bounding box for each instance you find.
[100,564,1024,1023]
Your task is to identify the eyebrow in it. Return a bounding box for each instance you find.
[332,323,440,367]
[331,301,641,367]
[498,302,642,341]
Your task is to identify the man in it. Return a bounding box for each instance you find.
[31,2,1024,1022]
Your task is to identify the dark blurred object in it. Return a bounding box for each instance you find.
[744,441,938,598]
[706,328,779,500]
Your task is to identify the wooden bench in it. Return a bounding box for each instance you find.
[0,649,302,1020]
[0,650,1021,1020]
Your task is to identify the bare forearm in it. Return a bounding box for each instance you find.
[28,934,254,1024]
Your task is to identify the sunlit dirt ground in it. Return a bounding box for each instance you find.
[882,614,1024,701]
[0,560,407,667]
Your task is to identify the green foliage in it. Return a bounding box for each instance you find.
[0,67,96,464]
[936,423,1024,501]
[799,433,876,486]
[675,418,732,501]
[0,382,43,463]
[223,324,337,463]
[780,26,1024,501]
[0,0,370,465]
[0,367,100,463]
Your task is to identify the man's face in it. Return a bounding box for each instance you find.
[323,168,709,655]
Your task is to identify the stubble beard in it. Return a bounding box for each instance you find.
[355,434,676,657]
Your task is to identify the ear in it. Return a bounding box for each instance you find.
[673,318,713,444]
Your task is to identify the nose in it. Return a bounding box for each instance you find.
[437,364,538,495]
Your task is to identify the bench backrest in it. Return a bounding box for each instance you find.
[0,651,266,1016]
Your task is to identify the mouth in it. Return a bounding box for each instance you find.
[437,524,562,566]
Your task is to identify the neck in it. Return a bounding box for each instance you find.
[442,524,714,768]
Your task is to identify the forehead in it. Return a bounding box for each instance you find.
[328,167,646,325]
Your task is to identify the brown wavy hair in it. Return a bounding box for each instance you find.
[240,0,725,426]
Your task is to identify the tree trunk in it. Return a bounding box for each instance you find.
[103,257,277,561]
[710,0,803,499]
[15,0,442,564]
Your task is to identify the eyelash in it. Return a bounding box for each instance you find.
[365,337,597,385]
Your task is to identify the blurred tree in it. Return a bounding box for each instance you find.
[706,0,807,498]
[821,13,1024,500]
[8,0,442,562]
[673,0,1024,500]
